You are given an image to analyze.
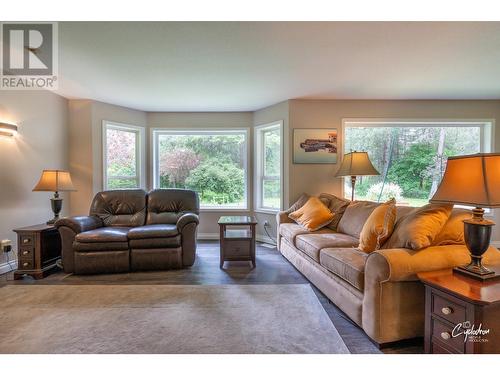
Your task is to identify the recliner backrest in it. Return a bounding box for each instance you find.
[89,189,147,227]
[147,189,200,225]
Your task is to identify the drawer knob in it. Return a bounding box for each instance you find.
[22,250,29,255]
[441,307,453,315]
[22,239,29,244]
[440,332,451,340]
[22,262,29,267]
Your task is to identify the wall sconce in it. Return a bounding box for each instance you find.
[0,122,18,137]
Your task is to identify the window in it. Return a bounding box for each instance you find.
[343,121,492,206]
[255,122,282,211]
[153,129,249,210]
[103,121,145,190]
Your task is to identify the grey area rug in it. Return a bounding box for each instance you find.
[0,284,349,354]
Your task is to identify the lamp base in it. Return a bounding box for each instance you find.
[453,265,500,281]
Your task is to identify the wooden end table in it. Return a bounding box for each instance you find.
[418,266,500,354]
[218,216,257,269]
[13,224,61,280]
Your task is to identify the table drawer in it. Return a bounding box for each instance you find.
[431,318,465,353]
[19,234,34,247]
[224,240,251,258]
[432,292,466,325]
[19,246,35,261]
[18,258,34,270]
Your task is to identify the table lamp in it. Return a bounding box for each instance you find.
[33,170,76,224]
[430,153,500,281]
[335,151,380,201]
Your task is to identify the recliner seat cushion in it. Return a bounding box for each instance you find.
[279,223,333,246]
[129,236,181,249]
[319,248,367,291]
[295,233,359,262]
[128,224,178,239]
[75,227,131,243]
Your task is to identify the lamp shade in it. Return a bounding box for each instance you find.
[334,151,380,177]
[430,153,500,208]
[33,170,76,192]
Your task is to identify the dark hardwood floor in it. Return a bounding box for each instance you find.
[0,240,423,354]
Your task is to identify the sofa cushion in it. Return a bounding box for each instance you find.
[432,208,471,246]
[295,233,359,262]
[75,227,131,243]
[383,203,453,250]
[128,224,178,239]
[319,193,351,231]
[129,236,181,249]
[337,201,380,238]
[89,190,147,227]
[320,248,368,291]
[289,196,334,231]
[279,223,333,246]
[359,198,397,253]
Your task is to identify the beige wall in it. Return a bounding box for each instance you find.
[0,91,69,266]
[288,99,500,240]
[252,101,289,240]
[67,100,147,215]
[147,112,254,235]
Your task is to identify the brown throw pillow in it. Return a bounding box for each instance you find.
[337,200,380,238]
[432,208,471,246]
[288,196,335,231]
[359,198,397,253]
[383,203,453,250]
[318,193,350,231]
[285,193,310,214]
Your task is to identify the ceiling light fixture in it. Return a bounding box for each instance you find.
[0,122,18,137]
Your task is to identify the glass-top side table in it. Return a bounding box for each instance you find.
[218,216,257,268]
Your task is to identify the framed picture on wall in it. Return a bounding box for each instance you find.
[293,128,338,164]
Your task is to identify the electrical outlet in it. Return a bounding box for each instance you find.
[264,220,270,227]
[1,239,12,253]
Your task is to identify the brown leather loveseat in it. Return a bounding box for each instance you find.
[55,189,199,274]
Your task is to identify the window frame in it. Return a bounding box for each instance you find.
[102,120,146,191]
[254,121,284,213]
[341,118,494,210]
[151,127,250,211]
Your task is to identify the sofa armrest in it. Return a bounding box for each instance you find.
[177,213,199,231]
[366,245,500,282]
[54,216,103,274]
[276,211,294,226]
[177,213,199,267]
[55,215,103,233]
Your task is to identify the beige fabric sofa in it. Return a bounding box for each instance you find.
[277,198,500,346]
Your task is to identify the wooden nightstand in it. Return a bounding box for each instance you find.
[218,216,257,269]
[418,267,500,354]
[13,224,62,280]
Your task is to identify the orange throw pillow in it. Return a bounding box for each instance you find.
[383,203,453,250]
[288,196,334,231]
[359,198,397,253]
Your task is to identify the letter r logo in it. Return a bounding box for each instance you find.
[2,23,53,76]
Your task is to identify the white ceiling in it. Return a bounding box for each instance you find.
[57,22,500,112]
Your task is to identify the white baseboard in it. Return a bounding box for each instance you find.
[491,241,500,248]
[197,232,276,246]
[0,259,17,275]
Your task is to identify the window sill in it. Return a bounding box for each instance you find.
[200,208,250,213]
[254,208,279,215]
